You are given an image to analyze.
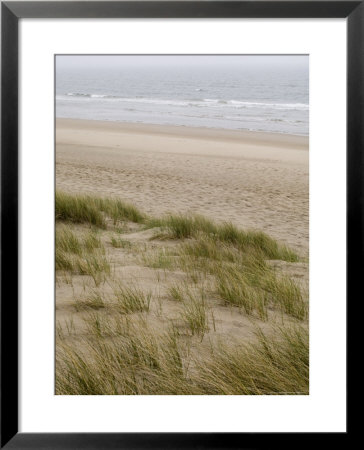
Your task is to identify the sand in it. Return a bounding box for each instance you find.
[55,119,309,393]
[56,118,308,255]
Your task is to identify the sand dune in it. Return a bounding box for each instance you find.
[56,118,308,255]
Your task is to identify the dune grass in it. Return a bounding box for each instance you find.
[181,234,240,264]
[56,227,103,256]
[56,192,306,318]
[83,232,102,252]
[56,225,110,285]
[215,222,298,262]
[215,266,268,319]
[195,325,309,395]
[74,289,106,311]
[56,250,110,280]
[149,214,217,239]
[56,320,190,395]
[55,249,75,272]
[56,317,308,395]
[178,235,306,320]
[56,192,106,228]
[56,227,83,255]
[56,248,110,286]
[213,263,307,321]
[56,191,298,262]
[150,213,298,262]
[141,249,178,270]
[56,191,308,394]
[56,191,145,228]
[74,253,111,286]
[110,236,132,249]
[113,282,151,314]
[262,273,307,320]
[179,288,209,337]
[168,283,186,302]
[98,197,145,224]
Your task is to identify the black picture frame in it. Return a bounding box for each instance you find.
[1,1,355,448]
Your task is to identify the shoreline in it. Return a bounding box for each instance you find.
[56,118,309,151]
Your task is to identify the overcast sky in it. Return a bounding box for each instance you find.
[56,55,308,71]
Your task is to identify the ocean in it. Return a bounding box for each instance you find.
[56,55,309,135]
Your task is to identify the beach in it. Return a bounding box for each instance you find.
[55,55,310,396]
[56,118,309,255]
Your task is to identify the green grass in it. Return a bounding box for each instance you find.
[262,273,307,320]
[56,193,305,318]
[149,214,217,239]
[110,236,132,249]
[56,249,75,272]
[56,227,102,255]
[178,235,305,320]
[56,191,298,262]
[141,249,178,270]
[99,198,145,224]
[83,312,115,338]
[56,227,83,255]
[56,191,145,228]
[181,234,239,263]
[215,266,268,319]
[56,249,110,286]
[113,283,151,314]
[149,213,298,262]
[215,222,298,262]
[83,232,102,252]
[56,224,109,285]
[55,191,308,394]
[74,289,106,311]
[213,263,307,321]
[56,321,189,395]
[56,192,106,228]
[56,319,308,395]
[74,253,111,286]
[168,283,186,302]
[195,325,309,395]
[180,288,209,337]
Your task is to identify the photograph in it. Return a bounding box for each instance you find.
[55,54,309,395]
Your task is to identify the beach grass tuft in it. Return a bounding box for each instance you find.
[262,273,307,320]
[74,289,106,311]
[180,288,209,337]
[110,236,132,249]
[99,197,145,224]
[74,253,111,286]
[56,226,83,255]
[83,231,102,252]
[113,283,151,314]
[215,265,268,319]
[141,249,178,270]
[56,191,145,228]
[149,213,298,262]
[56,191,106,228]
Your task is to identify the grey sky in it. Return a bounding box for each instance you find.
[56,55,308,71]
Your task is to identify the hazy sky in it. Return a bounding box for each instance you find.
[56,55,308,71]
